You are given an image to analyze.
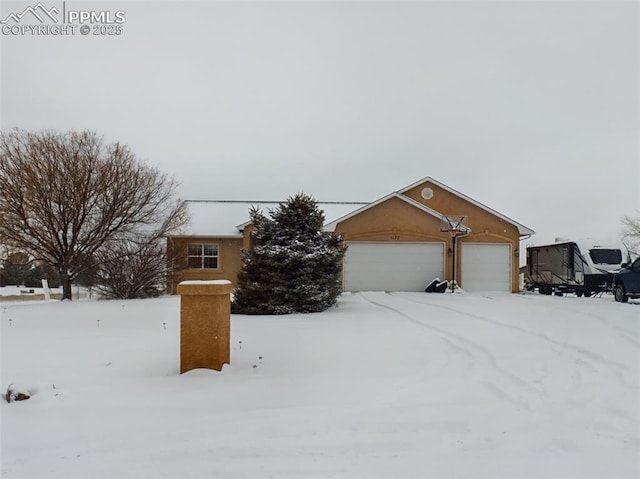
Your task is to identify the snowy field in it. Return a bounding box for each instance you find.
[1,292,639,479]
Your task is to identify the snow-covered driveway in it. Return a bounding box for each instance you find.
[1,292,639,478]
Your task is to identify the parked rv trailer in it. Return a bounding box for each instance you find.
[577,240,629,275]
[524,241,627,297]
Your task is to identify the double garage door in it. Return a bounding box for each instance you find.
[343,243,445,292]
[343,242,511,292]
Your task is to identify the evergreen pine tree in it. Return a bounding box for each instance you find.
[231,193,347,314]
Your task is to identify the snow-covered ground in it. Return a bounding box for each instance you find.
[1,292,639,478]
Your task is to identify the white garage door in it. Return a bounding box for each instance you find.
[343,242,444,292]
[461,243,511,292]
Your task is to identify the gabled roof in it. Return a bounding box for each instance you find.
[324,177,533,237]
[173,177,534,238]
[178,200,368,237]
[399,177,535,237]
[323,192,444,232]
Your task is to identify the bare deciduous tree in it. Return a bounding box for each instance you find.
[622,213,640,258]
[0,129,188,300]
[91,216,189,299]
[92,240,168,299]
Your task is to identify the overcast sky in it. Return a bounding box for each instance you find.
[1,0,638,246]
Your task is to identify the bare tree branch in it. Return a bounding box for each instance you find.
[622,212,640,258]
[0,129,188,299]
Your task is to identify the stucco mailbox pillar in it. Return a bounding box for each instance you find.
[177,280,234,374]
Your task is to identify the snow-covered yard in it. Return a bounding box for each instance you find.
[1,292,639,478]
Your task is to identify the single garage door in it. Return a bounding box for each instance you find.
[343,242,444,292]
[461,243,511,292]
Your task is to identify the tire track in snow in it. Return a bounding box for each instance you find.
[391,292,635,376]
[591,315,640,349]
[391,293,640,393]
[515,294,640,350]
[357,292,543,410]
[494,293,640,349]
[508,295,640,364]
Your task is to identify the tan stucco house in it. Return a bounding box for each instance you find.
[167,177,534,294]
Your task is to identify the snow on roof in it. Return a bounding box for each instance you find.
[183,201,276,237]
[178,200,368,237]
[529,237,626,253]
[177,177,534,238]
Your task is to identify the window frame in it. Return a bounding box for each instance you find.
[187,243,219,269]
[588,248,623,265]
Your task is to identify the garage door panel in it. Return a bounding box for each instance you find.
[344,242,444,292]
[461,244,511,292]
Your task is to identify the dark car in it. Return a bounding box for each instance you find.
[613,257,640,303]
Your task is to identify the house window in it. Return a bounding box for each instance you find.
[188,243,218,269]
